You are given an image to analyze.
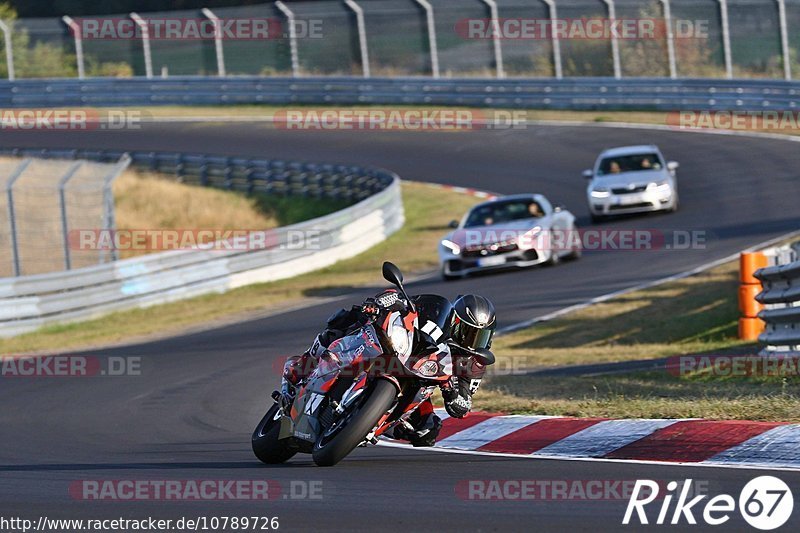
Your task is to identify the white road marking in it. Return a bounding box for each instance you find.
[377,440,800,472]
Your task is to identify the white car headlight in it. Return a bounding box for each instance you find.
[441,239,461,255]
[388,315,413,358]
[647,181,672,195]
[590,187,610,198]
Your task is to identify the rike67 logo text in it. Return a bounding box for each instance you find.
[623,477,793,530]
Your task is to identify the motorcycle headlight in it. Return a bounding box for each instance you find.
[590,187,610,198]
[389,315,413,358]
[441,239,461,255]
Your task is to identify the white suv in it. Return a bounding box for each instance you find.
[584,145,679,222]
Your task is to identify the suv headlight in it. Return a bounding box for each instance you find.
[388,315,413,358]
[647,181,672,195]
[590,187,610,198]
[441,239,461,255]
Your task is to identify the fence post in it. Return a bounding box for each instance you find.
[541,0,562,79]
[717,0,733,79]
[101,154,132,263]
[6,159,31,276]
[344,0,370,78]
[275,1,300,77]
[0,19,14,81]
[202,8,227,77]
[601,0,622,78]
[659,0,677,79]
[62,16,85,79]
[414,0,439,78]
[777,0,791,80]
[57,161,84,270]
[481,0,505,78]
[130,13,153,79]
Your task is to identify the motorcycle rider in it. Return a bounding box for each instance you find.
[280,291,496,447]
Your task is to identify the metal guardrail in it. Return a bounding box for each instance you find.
[756,244,800,354]
[1,76,800,111]
[0,148,403,337]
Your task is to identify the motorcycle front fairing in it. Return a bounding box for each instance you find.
[285,324,386,445]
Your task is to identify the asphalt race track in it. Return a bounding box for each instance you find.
[2,123,800,531]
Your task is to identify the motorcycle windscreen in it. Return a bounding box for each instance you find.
[311,324,384,383]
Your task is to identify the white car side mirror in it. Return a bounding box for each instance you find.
[582,169,593,179]
[667,161,679,171]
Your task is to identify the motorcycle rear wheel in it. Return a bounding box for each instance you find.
[252,403,297,464]
[312,379,397,467]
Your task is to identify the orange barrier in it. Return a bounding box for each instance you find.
[738,252,766,340]
[740,252,769,284]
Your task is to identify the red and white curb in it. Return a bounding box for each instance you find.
[381,411,800,471]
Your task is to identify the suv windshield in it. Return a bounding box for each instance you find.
[464,200,544,228]
[597,153,662,176]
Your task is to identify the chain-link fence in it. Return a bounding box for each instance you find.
[0,156,129,277]
[0,1,798,81]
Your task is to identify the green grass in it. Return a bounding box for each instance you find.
[471,261,800,421]
[0,182,479,355]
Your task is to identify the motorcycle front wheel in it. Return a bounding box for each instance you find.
[252,403,297,464]
[312,379,397,467]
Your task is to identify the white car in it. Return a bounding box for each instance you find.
[438,194,580,281]
[584,145,679,222]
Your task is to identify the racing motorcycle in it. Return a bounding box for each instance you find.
[252,262,495,467]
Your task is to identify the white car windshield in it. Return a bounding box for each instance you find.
[597,153,662,176]
[464,200,544,228]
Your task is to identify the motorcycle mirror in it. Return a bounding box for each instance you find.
[382,261,404,286]
[382,261,416,312]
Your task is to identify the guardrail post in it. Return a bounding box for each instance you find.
[414,0,439,78]
[777,0,791,80]
[659,0,677,79]
[717,0,733,79]
[202,8,227,77]
[57,161,84,270]
[62,16,85,79]
[0,19,15,81]
[130,13,153,79]
[275,1,300,77]
[6,159,31,276]
[344,0,370,78]
[481,0,505,78]
[602,0,621,78]
[541,0,562,79]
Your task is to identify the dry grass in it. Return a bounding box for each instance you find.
[492,262,746,368]
[113,170,278,258]
[472,261,800,421]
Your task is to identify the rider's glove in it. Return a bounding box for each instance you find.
[441,377,473,418]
